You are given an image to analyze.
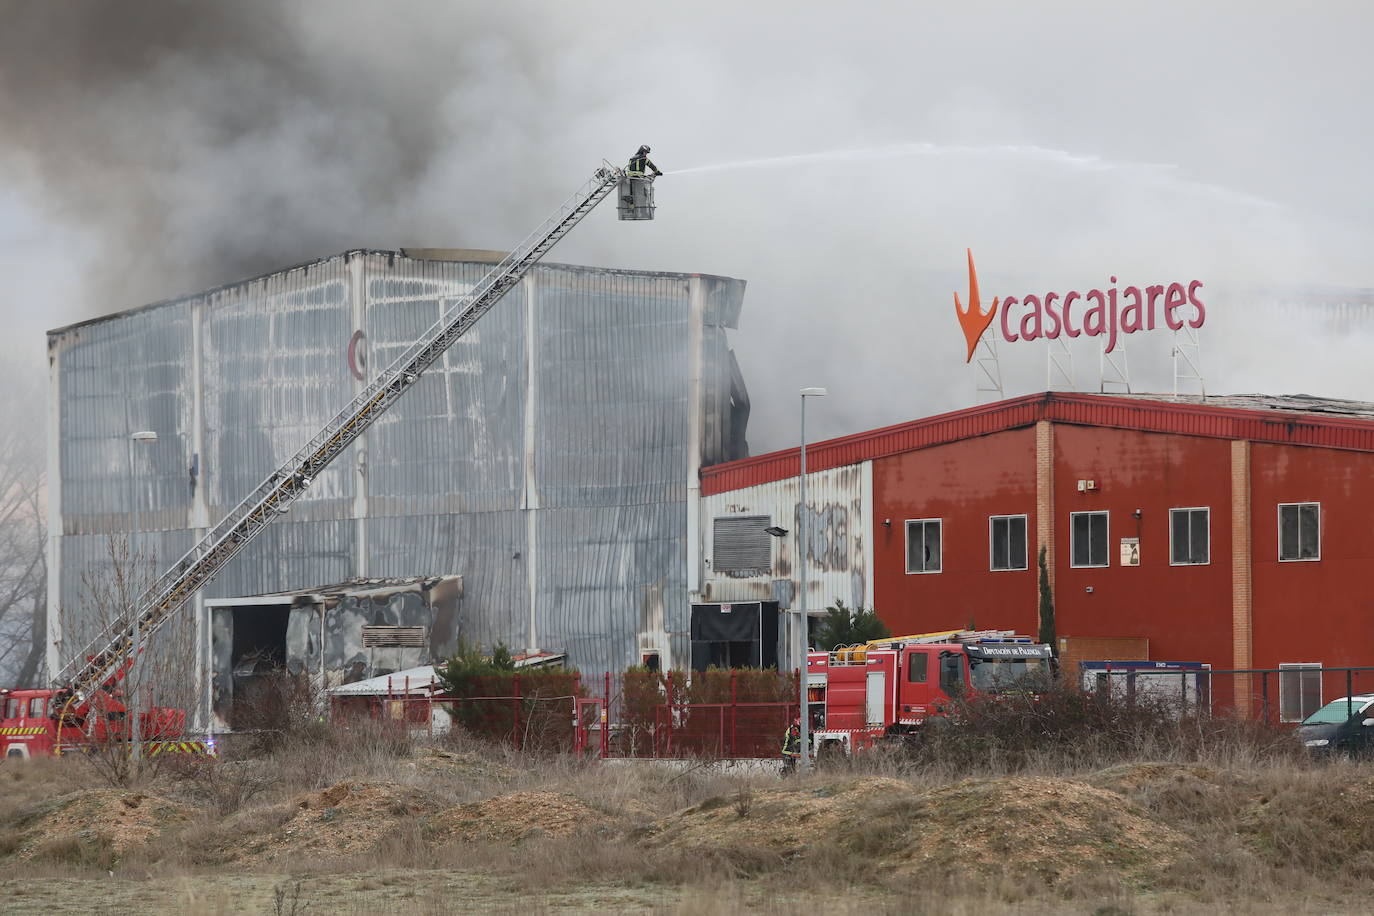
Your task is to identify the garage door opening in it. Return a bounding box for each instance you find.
[229,606,290,729]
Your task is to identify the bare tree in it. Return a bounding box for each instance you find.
[0,372,47,687]
[57,532,197,785]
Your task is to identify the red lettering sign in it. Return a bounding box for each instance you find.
[954,251,1205,355]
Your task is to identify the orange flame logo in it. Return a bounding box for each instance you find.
[954,249,998,363]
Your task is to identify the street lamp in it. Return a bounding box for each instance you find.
[797,386,826,772]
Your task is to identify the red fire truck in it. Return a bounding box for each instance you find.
[806,629,1054,756]
[0,675,199,760]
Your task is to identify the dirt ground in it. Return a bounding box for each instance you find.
[5,747,1374,914]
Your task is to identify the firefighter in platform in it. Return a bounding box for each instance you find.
[627,145,662,178]
[780,715,801,775]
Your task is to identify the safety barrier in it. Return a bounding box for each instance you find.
[1083,664,1374,724]
[335,670,801,759]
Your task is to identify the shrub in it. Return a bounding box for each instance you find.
[909,675,1302,773]
[436,642,582,752]
[813,599,890,651]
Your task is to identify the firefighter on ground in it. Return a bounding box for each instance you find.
[627,145,662,178]
[780,715,801,775]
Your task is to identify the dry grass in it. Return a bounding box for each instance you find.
[4,714,1374,913]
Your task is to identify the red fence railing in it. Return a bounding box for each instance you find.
[333,666,1374,758]
[332,669,800,759]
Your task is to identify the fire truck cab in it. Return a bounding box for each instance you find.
[1,689,57,759]
[806,630,1053,756]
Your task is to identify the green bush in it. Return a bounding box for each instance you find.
[813,600,891,651]
[435,642,581,751]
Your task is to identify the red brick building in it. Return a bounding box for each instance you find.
[698,392,1374,717]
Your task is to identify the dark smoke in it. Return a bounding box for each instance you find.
[0,1,536,310]
[3,2,1372,451]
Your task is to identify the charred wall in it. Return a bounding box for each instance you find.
[49,251,748,683]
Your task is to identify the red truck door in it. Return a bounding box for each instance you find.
[897,647,939,721]
[936,650,969,706]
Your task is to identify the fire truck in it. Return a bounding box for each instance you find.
[0,666,197,760]
[806,629,1054,756]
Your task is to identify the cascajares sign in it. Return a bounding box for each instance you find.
[955,249,1205,362]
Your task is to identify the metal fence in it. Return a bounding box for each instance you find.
[1086,665,1374,725]
[333,670,799,759]
[334,665,1374,758]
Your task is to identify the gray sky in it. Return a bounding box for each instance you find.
[2,1,1371,450]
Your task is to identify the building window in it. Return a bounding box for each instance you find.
[712,515,772,575]
[989,515,1028,571]
[905,519,942,573]
[1279,663,1322,722]
[1170,508,1210,565]
[1070,511,1109,568]
[1278,503,1320,561]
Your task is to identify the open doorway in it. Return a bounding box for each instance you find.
[229,606,289,728]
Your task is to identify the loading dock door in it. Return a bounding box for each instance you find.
[689,602,780,671]
[866,671,886,726]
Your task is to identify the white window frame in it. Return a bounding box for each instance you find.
[1279,662,1323,723]
[1169,507,1211,566]
[905,518,943,575]
[988,514,1029,572]
[1069,510,1110,569]
[1278,502,1321,562]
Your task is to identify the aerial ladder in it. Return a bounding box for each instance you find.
[53,160,653,726]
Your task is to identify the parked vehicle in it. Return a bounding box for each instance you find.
[807,629,1054,756]
[1296,694,1374,756]
[0,682,193,760]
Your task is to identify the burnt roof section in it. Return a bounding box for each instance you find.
[47,248,744,336]
[702,391,1374,495]
[210,576,461,603]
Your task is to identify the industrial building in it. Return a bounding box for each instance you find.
[699,391,1374,720]
[47,248,750,710]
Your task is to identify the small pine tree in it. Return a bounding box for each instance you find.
[490,642,515,671]
[435,640,515,695]
[1038,545,1057,655]
[813,599,892,651]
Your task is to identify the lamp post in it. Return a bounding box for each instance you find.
[127,430,157,761]
[797,386,826,772]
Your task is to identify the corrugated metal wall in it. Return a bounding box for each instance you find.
[698,464,871,617]
[49,250,747,677]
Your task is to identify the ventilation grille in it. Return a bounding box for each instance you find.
[362,626,428,648]
[713,515,772,575]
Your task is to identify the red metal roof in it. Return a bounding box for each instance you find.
[701,392,1374,495]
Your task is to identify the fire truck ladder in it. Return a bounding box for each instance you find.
[54,162,627,710]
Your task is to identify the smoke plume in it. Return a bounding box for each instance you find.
[2,2,1372,450]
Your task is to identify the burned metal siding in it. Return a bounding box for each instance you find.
[55,302,194,535]
[533,267,690,508]
[364,510,527,652]
[56,528,195,658]
[364,255,527,517]
[699,464,868,614]
[534,502,688,677]
[203,257,356,523]
[50,250,748,677]
[200,519,356,603]
[699,275,749,465]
